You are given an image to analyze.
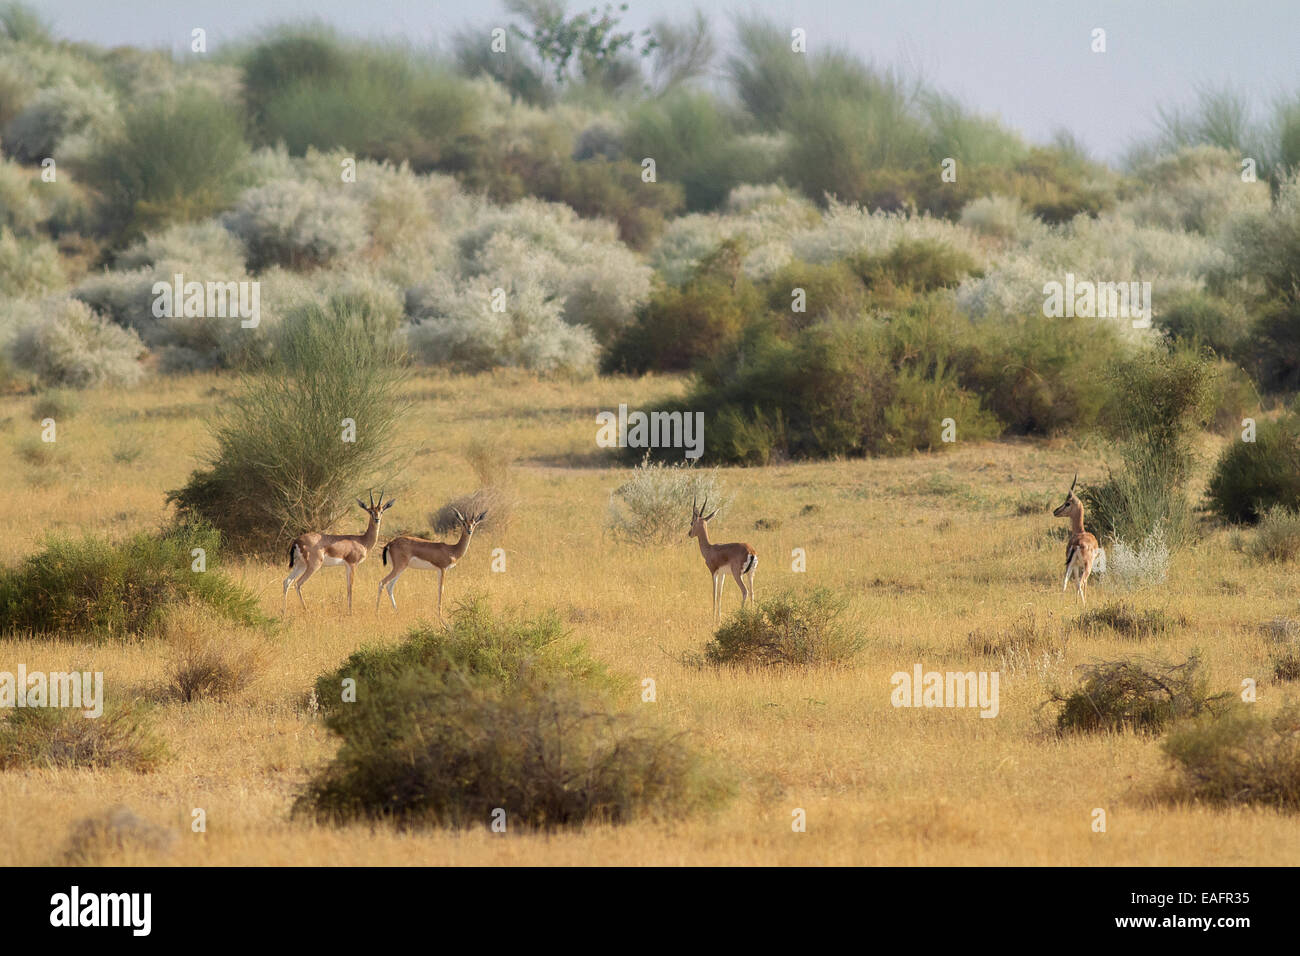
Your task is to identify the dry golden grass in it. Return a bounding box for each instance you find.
[2,370,1299,865]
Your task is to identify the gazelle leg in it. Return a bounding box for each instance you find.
[345,563,354,614]
[282,564,303,614]
[436,568,447,627]
[294,562,319,610]
[377,569,401,611]
[732,566,748,606]
[716,573,725,623]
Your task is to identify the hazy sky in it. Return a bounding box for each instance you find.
[31,0,1300,161]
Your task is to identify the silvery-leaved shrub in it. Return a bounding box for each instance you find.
[1106,524,1170,590]
[455,198,650,342]
[607,458,731,546]
[0,228,62,298]
[112,220,247,274]
[407,278,597,377]
[224,178,367,271]
[9,296,145,388]
[959,194,1035,241]
[1,77,118,163]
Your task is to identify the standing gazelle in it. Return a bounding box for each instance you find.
[1052,473,1100,605]
[688,495,757,624]
[283,491,395,614]
[377,508,487,624]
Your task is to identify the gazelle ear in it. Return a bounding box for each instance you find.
[383,499,396,511]
[356,498,368,510]
[703,509,718,521]
[475,510,487,522]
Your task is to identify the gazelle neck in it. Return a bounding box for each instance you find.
[695,522,713,554]
[361,514,380,548]
[452,527,473,558]
[1069,506,1085,535]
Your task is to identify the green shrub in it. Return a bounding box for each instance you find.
[80,86,250,241]
[167,301,409,552]
[1155,290,1250,357]
[954,313,1120,435]
[1082,346,1217,547]
[299,598,725,829]
[0,523,264,638]
[314,595,611,723]
[1206,411,1300,523]
[760,259,865,332]
[1162,703,1300,811]
[1243,300,1300,394]
[850,238,979,300]
[694,588,862,668]
[0,702,166,771]
[1051,653,1232,735]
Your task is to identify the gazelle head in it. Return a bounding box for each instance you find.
[1052,474,1082,519]
[356,489,396,524]
[452,507,487,535]
[688,495,719,539]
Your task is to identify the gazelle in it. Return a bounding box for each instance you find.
[1052,473,1100,605]
[376,508,487,623]
[283,490,394,614]
[688,495,757,624]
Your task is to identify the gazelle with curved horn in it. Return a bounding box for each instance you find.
[376,507,487,624]
[1052,473,1100,605]
[282,490,394,614]
[688,494,757,624]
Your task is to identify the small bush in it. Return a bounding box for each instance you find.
[695,589,862,668]
[164,625,266,702]
[62,806,176,864]
[9,297,144,389]
[1273,646,1300,683]
[1242,506,1300,563]
[299,598,724,828]
[0,523,264,638]
[1051,653,1231,734]
[607,457,730,546]
[1207,412,1300,524]
[1162,703,1300,811]
[1074,601,1185,639]
[0,703,166,771]
[168,302,409,552]
[967,607,1064,658]
[31,387,81,421]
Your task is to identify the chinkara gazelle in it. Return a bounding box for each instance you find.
[283,490,395,614]
[688,495,757,624]
[1052,473,1102,605]
[376,507,487,624]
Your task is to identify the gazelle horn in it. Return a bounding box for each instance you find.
[1070,473,1078,493]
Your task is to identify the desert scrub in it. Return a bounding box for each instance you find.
[694,588,863,668]
[1238,506,1300,563]
[8,297,145,388]
[0,702,166,772]
[1161,703,1300,811]
[313,595,611,721]
[1050,653,1232,735]
[1105,524,1170,589]
[0,522,264,638]
[163,622,268,702]
[606,457,730,545]
[1073,601,1187,640]
[299,598,727,828]
[168,301,408,552]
